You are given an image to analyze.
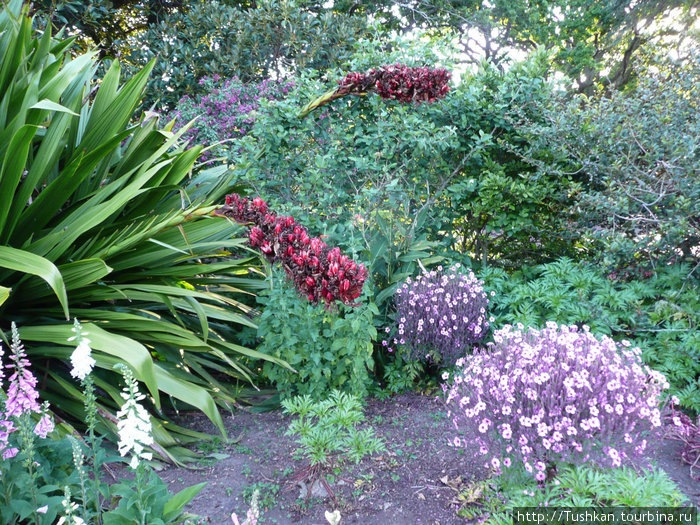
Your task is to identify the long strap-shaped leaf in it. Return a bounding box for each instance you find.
[0,245,69,319]
[20,258,112,299]
[0,123,37,234]
[19,322,159,408]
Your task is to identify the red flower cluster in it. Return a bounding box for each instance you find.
[337,64,451,103]
[216,194,368,306]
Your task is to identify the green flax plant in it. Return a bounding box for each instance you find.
[0,1,289,461]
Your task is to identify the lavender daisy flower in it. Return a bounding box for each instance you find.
[386,266,490,365]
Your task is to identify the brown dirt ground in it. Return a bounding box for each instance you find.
[153,393,699,525]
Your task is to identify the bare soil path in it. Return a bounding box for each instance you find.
[154,393,699,524]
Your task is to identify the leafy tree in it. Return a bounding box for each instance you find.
[515,48,700,270]
[30,0,261,57]
[343,0,697,92]
[121,0,366,108]
[31,0,696,105]
[29,0,184,57]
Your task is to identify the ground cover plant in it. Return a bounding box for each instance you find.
[281,391,385,499]
[457,463,689,521]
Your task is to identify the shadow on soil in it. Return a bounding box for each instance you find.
[151,393,699,524]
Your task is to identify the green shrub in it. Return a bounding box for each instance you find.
[121,0,363,109]
[380,347,427,395]
[231,52,580,326]
[515,51,699,269]
[168,75,294,164]
[481,257,699,413]
[257,270,377,399]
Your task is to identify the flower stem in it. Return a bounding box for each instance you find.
[71,436,90,524]
[135,463,148,525]
[18,416,39,524]
[83,375,103,523]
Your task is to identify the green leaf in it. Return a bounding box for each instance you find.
[184,295,209,342]
[19,323,159,407]
[153,365,226,436]
[375,283,398,305]
[22,258,112,297]
[29,99,79,115]
[0,124,37,234]
[0,246,69,319]
[0,285,9,306]
[162,482,207,521]
[59,258,113,290]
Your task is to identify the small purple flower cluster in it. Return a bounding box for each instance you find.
[443,323,669,479]
[1,323,54,459]
[170,76,294,161]
[384,264,490,365]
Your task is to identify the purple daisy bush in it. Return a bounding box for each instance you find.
[384,264,491,365]
[443,322,670,479]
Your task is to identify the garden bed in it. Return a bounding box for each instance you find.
[153,393,699,524]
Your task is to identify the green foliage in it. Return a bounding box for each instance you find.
[0,1,287,458]
[30,0,182,58]
[336,0,695,93]
[438,54,581,269]
[457,464,687,521]
[121,0,364,108]
[168,75,294,164]
[282,391,385,467]
[0,437,77,524]
[481,257,700,413]
[257,270,377,399]
[380,347,426,395]
[1,414,201,523]
[517,51,699,269]
[241,482,278,512]
[235,52,578,327]
[104,472,205,525]
[36,0,694,97]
